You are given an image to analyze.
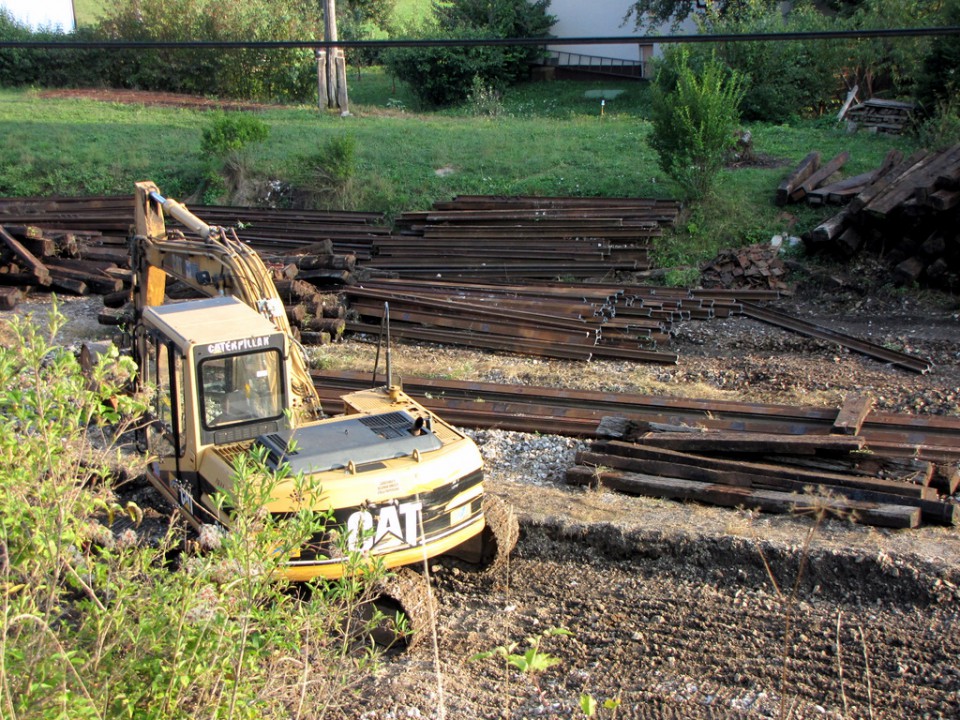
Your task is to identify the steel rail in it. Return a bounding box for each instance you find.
[739,302,934,373]
[344,322,595,360]
[312,370,960,460]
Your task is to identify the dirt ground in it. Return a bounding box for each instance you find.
[37,87,279,111]
[327,258,960,720]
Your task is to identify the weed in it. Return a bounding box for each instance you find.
[467,75,505,118]
[200,111,270,159]
[291,134,359,210]
[752,491,852,720]
[470,626,572,713]
[579,692,622,718]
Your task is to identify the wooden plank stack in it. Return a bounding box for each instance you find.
[566,393,959,529]
[844,98,916,135]
[802,143,960,289]
[699,244,789,292]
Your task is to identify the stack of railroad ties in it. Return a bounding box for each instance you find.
[777,142,960,290]
[1,191,956,528]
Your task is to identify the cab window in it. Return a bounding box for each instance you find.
[199,350,284,429]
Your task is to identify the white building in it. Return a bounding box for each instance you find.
[546,0,701,78]
[1,0,76,31]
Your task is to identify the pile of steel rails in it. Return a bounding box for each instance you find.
[0,192,935,374]
[313,370,960,529]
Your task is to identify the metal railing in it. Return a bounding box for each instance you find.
[543,50,645,79]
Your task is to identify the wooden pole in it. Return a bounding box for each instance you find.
[316,50,328,110]
[323,0,346,111]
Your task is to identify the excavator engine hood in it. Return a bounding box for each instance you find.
[255,410,443,474]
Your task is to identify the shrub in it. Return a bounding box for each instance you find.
[291,133,359,209]
[649,48,746,201]
[385,0,555,108]
[385,28,510,107]
[0,303,391,719]
[1,0,320,101]
[200,112,270,159]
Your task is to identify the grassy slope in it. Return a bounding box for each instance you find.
[0,76,916,265]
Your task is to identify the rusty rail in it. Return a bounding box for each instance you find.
[740,302,934,373]
[313,370,960,463]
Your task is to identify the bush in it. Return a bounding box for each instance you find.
[649,48,746,201]
[385,0,555,108]
[0,11,110,88]
[0,304,392,719]
[385,28,514,107]
[200,112,270,159]
[291,133,359,209]
[1,0,320,101]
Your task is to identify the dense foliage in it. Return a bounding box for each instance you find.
[694,1,847,122]
[0,0,322,101]
[628,0,957,122]
[384,0,555,107]
[914,0,960,111]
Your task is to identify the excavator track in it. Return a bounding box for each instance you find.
[374,566,438,650]
[373,497,518,650]
[481,494,519,577]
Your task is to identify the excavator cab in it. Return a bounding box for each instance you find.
[137,296,294,520]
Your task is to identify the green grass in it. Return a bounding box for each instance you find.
[0,79,919,269]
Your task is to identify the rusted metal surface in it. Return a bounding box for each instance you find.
[313,370,960,463]
[739,302,934,373]
[0,195,386,259]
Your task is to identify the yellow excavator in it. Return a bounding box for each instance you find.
[130,182,516,593]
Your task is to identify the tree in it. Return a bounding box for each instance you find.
[624,0,777,32]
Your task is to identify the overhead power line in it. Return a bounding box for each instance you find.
[1,27,959,51]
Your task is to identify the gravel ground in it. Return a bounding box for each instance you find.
[7,253,960,720]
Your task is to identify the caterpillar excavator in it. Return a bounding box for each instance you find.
[130,182,516,633]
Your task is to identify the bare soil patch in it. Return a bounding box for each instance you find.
[36,87,279,111]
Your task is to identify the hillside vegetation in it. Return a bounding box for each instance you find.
[0,77,921,268]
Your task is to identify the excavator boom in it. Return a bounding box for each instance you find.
[132,181,322,421]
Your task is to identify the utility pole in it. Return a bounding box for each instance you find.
[318,0,349,114]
